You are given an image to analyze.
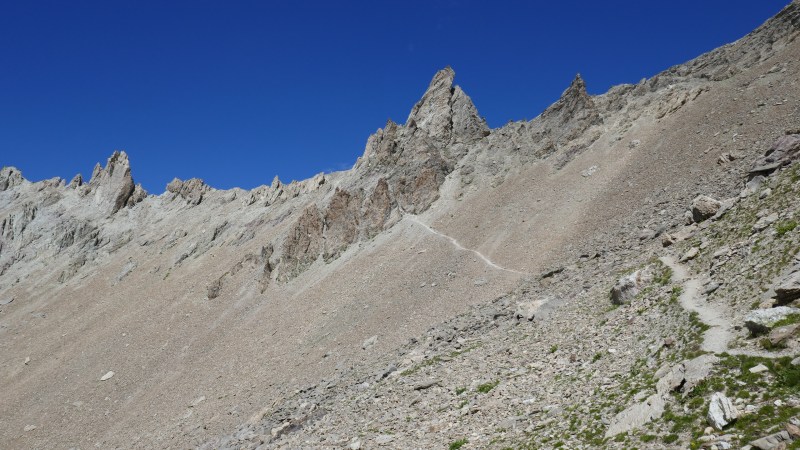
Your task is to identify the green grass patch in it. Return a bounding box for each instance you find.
[776,220,798,237]
[477,380,500,393]
[449,439,468,450]
[772,313,800,328]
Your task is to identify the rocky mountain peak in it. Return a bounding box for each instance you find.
[166,177,209,206]
[405,66,488,144]
[542,73,597,124]
[0,167,24,191]
[87,150,142,215]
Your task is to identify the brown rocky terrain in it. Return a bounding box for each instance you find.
[2,2,800,449]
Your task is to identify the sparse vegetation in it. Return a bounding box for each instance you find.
[449,438,468,450]
[477,381,499,393]
[776,219,798,236]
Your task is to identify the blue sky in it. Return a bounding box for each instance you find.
[0,0,789,193]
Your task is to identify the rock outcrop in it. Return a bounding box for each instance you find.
[751,133,800,176]
[405,66,489,144]
[167,178,209,205]
[0,167,24,191]
[87,151,141,215]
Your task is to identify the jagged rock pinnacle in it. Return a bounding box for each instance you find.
[405,66,488,144]
[406,67,455,137]
[88,151,141,215]
[0,167,25,191]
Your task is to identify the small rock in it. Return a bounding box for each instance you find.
[515,298,550,321]
[749,364,769,374]
[0,297,13,306]
[190,396,206,407]
[786,422,800,439]
[270,422,290,438]
[680,247,700,262]
[661,233,676,247]
[753,213,779,232]
[362,335,377,350]
[707,392,738,430]
[639,228,656,241]
[24,357,30,365]
[349,441,362,450]
[705,282,721,295]
[23,425,36,432]
[374,434,394,445]
[100,371,115,381]
[413,379,440,390]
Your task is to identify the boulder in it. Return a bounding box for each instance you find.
[707,392,738,430]
[610,268,653,305]
[515,298,550,321]
[680,247,700,262]
[605,394,665,437]
[749,430,793,450]
[775,270,800,304]
[750,134,800,177]
[744,306,800,335]
[362,335,377,350]
[692,195,723,223]
[769,323,800,345]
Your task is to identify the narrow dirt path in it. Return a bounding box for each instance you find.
[660,256,732,354]
[660,255,792,358]
[404,214,528,276]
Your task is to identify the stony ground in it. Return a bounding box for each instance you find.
[210,150,800,450]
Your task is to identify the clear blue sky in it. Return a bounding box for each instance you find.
[0,0,789,193]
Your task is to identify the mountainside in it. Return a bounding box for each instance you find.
[2,2,800,449]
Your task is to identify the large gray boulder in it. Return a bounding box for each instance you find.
[775,269,800,304]
[691,195,722,223]
[744,306,800,335]
[749,430,793,450]
[707,392,738,430]
[605,394,665,437]
[750,133,800,177]
[610,268,653,305]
